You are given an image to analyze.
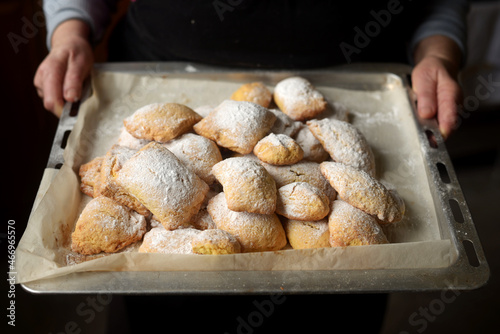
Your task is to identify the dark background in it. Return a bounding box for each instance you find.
[2,1,499,333]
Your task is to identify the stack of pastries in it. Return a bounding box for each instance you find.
[71,76,405,257]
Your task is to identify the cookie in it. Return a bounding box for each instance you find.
[230,82,272,108]
[139,227,201,254]
[191,229,241,255]
[207,193,287,253]
[193,100,276,154]
[276,182,330,221]
[116,142,209,230]
[163,133,222,185]
[253,133,304,165]
[328,200,389,247]
[71,196,147,255]
[212,157,277,214]
[273,76,327,121]
[124,103,202,142]
[293,125,330,163]
[260,160,337,202]
[320,161,404,223]
[307,118,376,176]
[282,219,330,249]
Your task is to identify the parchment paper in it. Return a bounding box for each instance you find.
[16,69,456,284]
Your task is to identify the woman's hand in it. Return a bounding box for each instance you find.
[34,20,94,117]
[412,35,463,139]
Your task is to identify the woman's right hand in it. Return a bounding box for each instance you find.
[34,20,94,117]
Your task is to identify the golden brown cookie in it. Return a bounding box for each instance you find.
[212,157,277,214]
[273,76,327,121]
[282,218,330,249]
[276,182,330,221]
[260,160,337,202]
[138,227,201,254]
[328,200,389,247]
[123,103,202,143]
[193,100,276,154]
[293,125,330,163]
[320,161,405,223]
[230,82,273,108]
[71,196,147,255]
[116,142,209,230]
[97,145,150,216]
[253,133,304,165]
[207,193,287,253]
[163,133,222,185]
[307,118,376,176]
[191,229,241,255]
[79,156,104,197]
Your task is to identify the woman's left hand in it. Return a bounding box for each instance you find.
[412,35,463,139]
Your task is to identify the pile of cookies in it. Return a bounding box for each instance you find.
[72,76,405,257]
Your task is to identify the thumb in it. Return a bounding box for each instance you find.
[63,50,93,103]
[412,65,438,119]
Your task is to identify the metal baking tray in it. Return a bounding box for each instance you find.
[22,62,489,294]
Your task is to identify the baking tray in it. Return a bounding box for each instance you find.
[22,62,489,294]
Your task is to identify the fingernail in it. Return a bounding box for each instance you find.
[65,88,79,102]
[440,126,449,140]
[420,106,433,118]
[54,103,64,118]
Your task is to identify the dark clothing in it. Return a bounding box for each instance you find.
[109,0,432,68]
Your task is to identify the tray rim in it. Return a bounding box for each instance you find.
[21,62,490,294]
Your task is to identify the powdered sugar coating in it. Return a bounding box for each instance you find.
[253,133,304,165]
[116,142,209,230]
[117,127,150,150]
[212,157,277,214]
[320,161,404,223]
[207,193,286,253]
[193,100,276,154]
[260,160,337,202]
[274,77,327,121]
[163,133,222,185]
[268,109,303,137]
[307,118,376,176]
[293,125,329,163]
[276,182,330,221]
[328,200,388,247]
[71,196,147,255]
[139,227,201,254]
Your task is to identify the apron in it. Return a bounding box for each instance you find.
[109,0,432,68]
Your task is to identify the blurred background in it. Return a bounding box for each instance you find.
[2,0,499,333]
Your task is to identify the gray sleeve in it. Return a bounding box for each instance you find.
[410,0,469,64]
[43,0,118,49]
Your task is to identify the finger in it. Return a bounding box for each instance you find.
[436,75,461,139]
[42,59,67,115]
[63,52,91,103]
[412,67,438,119]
